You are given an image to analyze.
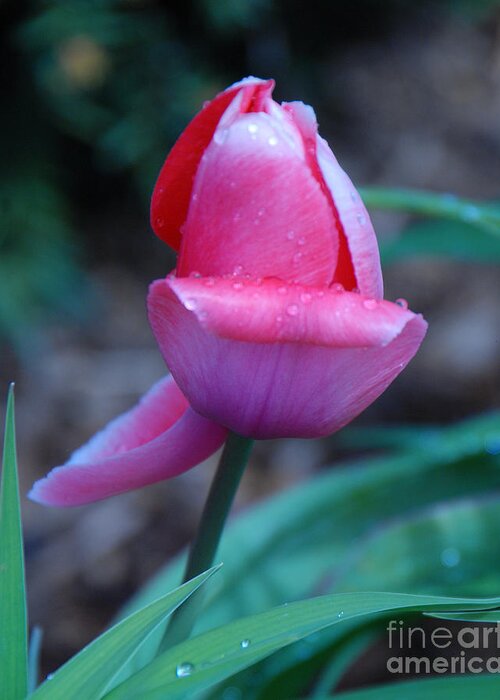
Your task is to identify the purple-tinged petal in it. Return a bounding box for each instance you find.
[148,278,427,439]
[29,376,227,506]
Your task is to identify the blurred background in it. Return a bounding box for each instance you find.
[1,0,500,685]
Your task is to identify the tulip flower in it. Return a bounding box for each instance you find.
[30,77,427,507]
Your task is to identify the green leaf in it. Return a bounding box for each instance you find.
[116,411,500,690]
[359,186,500,237]
[104,591,500,700]
[331,674,500,699]
[28,627,43,694]
[30,566,221,700]
[335,496,500,597]
[0,384,28,700]
[379,219,500,265]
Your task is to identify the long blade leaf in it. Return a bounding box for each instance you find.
[0,384,28,700]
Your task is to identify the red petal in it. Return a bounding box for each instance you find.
[151,77,273,250]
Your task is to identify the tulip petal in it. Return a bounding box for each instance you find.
[163,275,416,347]
[29,376,227,506]
[151,77,273,250]
[176,107,339,285]
[148,278,427,439]
[316,135,384,299]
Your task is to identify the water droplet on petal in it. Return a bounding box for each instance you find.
[278,286,288,295]
[357,213,367,226]
[363,298,377,310]
[331,282,344,293]
[189,271,202,278]
[184,298,196,311]
[286,230,295,241]
[176,662,194,678]
[276,315,283,323]
[268,135,278,146]
[300,292,312,303]
[395,298,408,309]
[350,191,357,202]
[204,277,215,287]
[293,252,303,263]
[240,639,251,649]
[155,216,164,228]
[214,128,228,145]
[352,287,360,294]
[247,123,258,134]
[233,212,241,223]
[233,282,243,291]
[192,193,198,202]
[233,265,244,275]
[287,304,299,316]
[297,237,306,246]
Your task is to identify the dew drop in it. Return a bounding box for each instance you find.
[463,204,480,222]
[46,674,54,681]
[356,213,367,226]
[300,292,312,303]
[485,435,500,455]
[297,237,306,246]
[192,193,198,202]
[287,304,299,316]
[204,277,215,287]
[233,212,242,223]
[268,135,278,146]
[240,639,251,649]
[184,298,196,311]
[395,298,408,309]
[189,271,202,278]
[257,208,265,217]
[350,191,357,202]
[363,298,377,310]
[176,662,194,678]
[440,547,461,568]
[247,123,258,134]
[233,282,243,291]
[276,315,283,323]
[233,265,244,275]
[214,128,228,145]
[337,611,345,619]
[331,282,344,293]
[277,286,288,295]
[286,230,296,241]
[292,252,303,263]
[155,216,164,228]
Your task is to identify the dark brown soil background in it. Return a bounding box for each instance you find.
[2,5,500,687]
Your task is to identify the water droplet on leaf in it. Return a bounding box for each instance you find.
[176,662,194,678]
[440,547,461,568]
[240,639,251,649]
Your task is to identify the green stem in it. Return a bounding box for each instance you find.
[161,431,254,649]
[359,186,500,237]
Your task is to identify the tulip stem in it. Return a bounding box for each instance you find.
[161,431,254,649]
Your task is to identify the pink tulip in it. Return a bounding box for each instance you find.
[30,77,427,506]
